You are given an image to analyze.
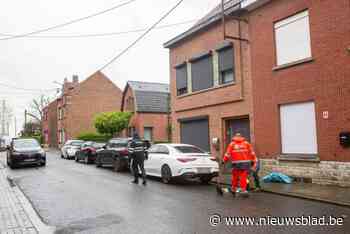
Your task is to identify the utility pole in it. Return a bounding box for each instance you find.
[1,100,5,136]
[14,117,17,137]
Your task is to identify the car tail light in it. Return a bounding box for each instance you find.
[121,149,128,155]
[177,158,197,163]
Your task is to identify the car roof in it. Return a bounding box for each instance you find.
[156,143,198,147]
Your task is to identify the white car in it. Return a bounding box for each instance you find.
[61,140,84,159]
[144,144,219,184]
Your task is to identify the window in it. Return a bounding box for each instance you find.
[157,145,169,154]
[274,10,311,66]
[280,102,318,154]
[191,55,213,92]
[58,107,64,120]
[175,64,188,96]
[218,46,235,84]
[143,127,153,141]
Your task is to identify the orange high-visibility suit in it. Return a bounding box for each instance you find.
[223,135,256,192]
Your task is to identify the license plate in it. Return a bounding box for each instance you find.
[24,159,36,162]
[197,168,210,174]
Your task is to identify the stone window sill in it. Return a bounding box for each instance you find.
[177,82,236,99]
[272,57,314,71]
[278,154,320,163]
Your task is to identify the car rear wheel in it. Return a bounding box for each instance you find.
[114,158,123,172]
[85,156,89,164]
[161,165,172,184]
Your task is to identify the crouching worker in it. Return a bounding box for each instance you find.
[223,133,256,197]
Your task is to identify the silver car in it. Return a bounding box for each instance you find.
[61,140,84,159]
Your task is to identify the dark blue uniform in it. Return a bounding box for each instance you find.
[128,138,147,184]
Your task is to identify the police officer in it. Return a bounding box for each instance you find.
[128,133,147,185]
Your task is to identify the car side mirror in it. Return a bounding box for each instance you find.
[6,146,10,150]
[103,145,107,149]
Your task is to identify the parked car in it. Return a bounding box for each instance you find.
[144,144,219,184]
[95,138,131,170]
[61,140,84,159]
[6,138,46,169]
[75,141,106,164]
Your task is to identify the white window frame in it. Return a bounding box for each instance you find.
[274,10,312,66]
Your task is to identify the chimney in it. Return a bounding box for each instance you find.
[72,75,79,84]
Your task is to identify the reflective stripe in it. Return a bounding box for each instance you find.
[232,160,252,164]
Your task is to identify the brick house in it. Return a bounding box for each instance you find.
[164,0,253,158]
[247,0,350,186]
[42,99,58,147]
[165,0,350,186]
[121,81,170,142]
[57,71,122,145]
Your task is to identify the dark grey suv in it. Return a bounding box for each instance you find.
[7,138,46,169]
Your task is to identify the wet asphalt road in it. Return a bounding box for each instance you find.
[1,150,350,234]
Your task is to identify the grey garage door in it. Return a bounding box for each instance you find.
[180,118,210,152]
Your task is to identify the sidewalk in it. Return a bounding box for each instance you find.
[261,182,350,207]
[218,174,350,207]
[0,156,54,234]
[0,163,38,233]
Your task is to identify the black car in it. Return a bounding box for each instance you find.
[7,138,46,169]
[95,138,131,171]
[75,141,106,164]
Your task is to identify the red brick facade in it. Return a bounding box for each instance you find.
[121,83,170,142]
[57,71,122,145]
[42,100,58,147]
[168,17,253,159]
[249,0,350,162]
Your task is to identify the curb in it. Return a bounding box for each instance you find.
[211,180,350,208]
[261,188,350,208]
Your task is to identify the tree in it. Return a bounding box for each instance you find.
[94,112,132,136]
[27,95,50,124]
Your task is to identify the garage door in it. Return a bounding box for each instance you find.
[180,118,210,152]
[280,102,318,154]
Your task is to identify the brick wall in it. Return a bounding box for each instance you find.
[249,0,350,162]
[63,71,122,140]
[169,17,254,159]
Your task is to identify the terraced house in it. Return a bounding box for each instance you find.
[164,0,254,158]
[165,0,350,186]
[121,81,170,142]
[56,72,122,145]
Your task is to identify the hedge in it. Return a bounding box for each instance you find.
[77,132,111,143]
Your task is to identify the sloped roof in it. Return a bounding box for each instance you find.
[126,81,170,113]
[164,0,243,48]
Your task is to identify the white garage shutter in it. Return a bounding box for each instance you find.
[280,102,318,154]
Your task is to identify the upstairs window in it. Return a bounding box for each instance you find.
[191,53,213,92]
[274,10,311,66]
[175,63,188,96]
[218,46,235,84]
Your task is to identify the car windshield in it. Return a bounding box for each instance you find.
[109,139,128,148]
[13,139,40,148]
[174,146,206,154]
[71,141,84,146]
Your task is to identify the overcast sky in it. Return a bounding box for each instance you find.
[0,0,221,136]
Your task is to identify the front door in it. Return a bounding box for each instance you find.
[225,118,251,148]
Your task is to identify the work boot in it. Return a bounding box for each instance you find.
[230,188,237,197]
[240,191,249,198]
[216,185,223,196]
[131,180,139,184]
[142,180,147,186]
